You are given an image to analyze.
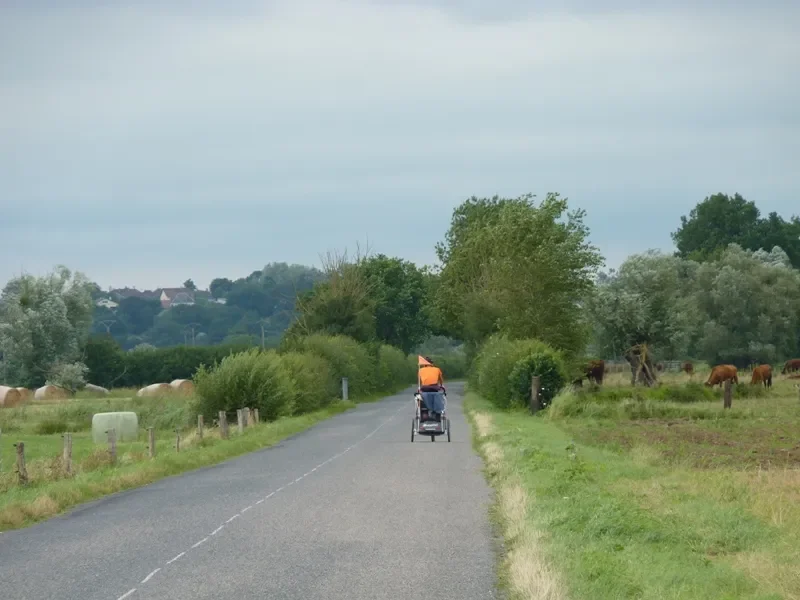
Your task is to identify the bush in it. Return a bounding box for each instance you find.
[427,351,468,380]
[376,344,416,391]
[282,334,376,399]
[194,349,293,421]
[473,334,567,409]
[508,351,568,408]
[279,351,337,415]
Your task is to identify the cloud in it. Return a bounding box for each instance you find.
[1,0,798,289]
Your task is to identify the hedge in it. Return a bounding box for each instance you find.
[471,334,568,409]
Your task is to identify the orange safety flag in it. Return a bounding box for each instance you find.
[418,355,433,367]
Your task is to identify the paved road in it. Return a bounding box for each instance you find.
[0,383,498,600]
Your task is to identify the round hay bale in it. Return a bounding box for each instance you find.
[34,385,71,401]
[84,383,110,396]
[15,387,32,403]
[136,383,172,398]
[91,412,139,444]
[0,385,23,408]
[169,379,195,395]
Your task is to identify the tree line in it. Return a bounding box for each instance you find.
[1,191,797,392]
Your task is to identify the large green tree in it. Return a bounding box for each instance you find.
[672,192,800,267]
[432,193,603,355]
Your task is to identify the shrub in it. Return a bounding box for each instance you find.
[427,351,468,380]
[194,349,293,421]
[376,344,416,390]
[279,351,337,415]
[473,334,566,409]
[282,334,376,399]
[508,350,568,408]
[46,362,89,394]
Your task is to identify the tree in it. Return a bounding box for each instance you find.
[672,193,800,267]
[183,279,197,291]
[0,266,94,387]
[432,193,603,355]
[117,296,161,335]
[209,277,234,299]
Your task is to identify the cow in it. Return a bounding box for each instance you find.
[781,359,800,375]
[681,361,694,375]
[750,364,772,389]
[656,362,664,372]
[585,359,605,385]
[705,364,738,387]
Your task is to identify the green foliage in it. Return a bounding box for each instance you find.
[46,361,89,393]
[279,351,336,415]
[432,193,603,355]
[472,334,567,409]
[672,192,800,268]
[194,349,294,421]
[282,334,376,399]
[508,350,568,408]
[375,344,415,391]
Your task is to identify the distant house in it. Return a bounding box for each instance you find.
[95,298,118,309]
[110,287,160,301]
[159,288,196,309]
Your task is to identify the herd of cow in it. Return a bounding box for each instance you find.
[574,358,800,389]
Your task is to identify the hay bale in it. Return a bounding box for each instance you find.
[0,386,23,408]
[169,379,195,395]
[34,385,70,401]
[91,412,139,444]
[15,387,32,403]
[85,383,110,396]
[136,383,172,398]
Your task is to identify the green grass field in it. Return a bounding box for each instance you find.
[0,387,361,531]
[466,369,800,600]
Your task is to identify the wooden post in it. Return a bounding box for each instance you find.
[197,415,204,440]
[62,432,73,475]
[253,408,260,424]
[148,427,156,458]
[15,442,28,485]
[175,429,181,452]
[107,428,117,463]
[246,408,255,427]
[237,409,244,434]
[530,376,542,414]
[342,377,349,401]
[723,379,732,409]
[219,411,229,439]
[243,407,251,428]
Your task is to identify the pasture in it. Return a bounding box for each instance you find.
[0,387,354,531]
[468,364,800,600]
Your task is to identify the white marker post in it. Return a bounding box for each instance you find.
[342,377,349,401]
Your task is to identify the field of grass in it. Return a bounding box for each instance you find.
[466,368,800,600]
[0,386,373,531]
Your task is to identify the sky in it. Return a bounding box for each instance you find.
[2,0,798,291]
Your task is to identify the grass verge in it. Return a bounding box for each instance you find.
[465,390,798,600]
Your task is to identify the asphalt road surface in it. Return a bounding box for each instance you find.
[0,383,498,600]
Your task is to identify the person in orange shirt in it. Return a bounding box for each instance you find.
[418,357,444,392]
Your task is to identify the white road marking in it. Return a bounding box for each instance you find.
[117,589,136,600]
[295,477,303,483]
[141,569,160,584]
[211,525,224,536]
[225,514,239,523]
[241,505,253,513]
[166,552,185,565]
[191,537,209,549]
[256,499,265,505]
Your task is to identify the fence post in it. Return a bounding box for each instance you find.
[175,429,181,452]
[253,408,260,424]
[530,376,542,414]
[107,428,117,463]
[723,379,732,409]
[148,427,156,458]
[342,377,349,401]
[237,409,244,434]
[14,442,28,485]
[63,432,73,475]
[243,407,250,428]
[197,415,204,440]
[219,411,229,439]
[246,408,255,427]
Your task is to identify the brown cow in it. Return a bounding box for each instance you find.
[782,359,800,374]
[705,364,738,387]
[585,359,605,385]
[656,362,664,372]
[750,364,772,389]
[681,361,694,375]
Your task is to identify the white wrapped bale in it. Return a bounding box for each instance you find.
[169,379,195,395]
[34,385,70,401]
[92,412,139,444]
[136,383,171,398]
[0,386,23,408]
[85,383,110,396]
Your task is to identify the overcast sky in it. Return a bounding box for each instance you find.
[2,0,798,290]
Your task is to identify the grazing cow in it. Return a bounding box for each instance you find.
[750,364,773,389]
[656,362,664,372]
[682,361,694,375]
[781,359,800,374]
[705,364,738,387]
